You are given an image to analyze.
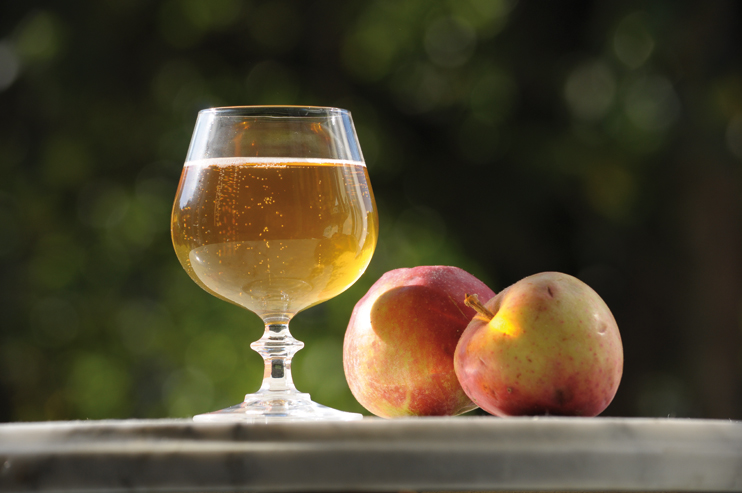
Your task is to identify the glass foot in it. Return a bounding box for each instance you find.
[192,389,364,423]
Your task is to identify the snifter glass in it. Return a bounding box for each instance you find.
[171,106,378,422]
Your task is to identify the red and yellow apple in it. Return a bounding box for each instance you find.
[454,272,623,417]
[343,265,495,418]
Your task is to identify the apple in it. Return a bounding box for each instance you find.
[454,272,623,417]
[343,266,495,418]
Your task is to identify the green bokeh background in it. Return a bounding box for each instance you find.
[1,0,742,421]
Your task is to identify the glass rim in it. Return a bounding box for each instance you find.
[197,105,351,118]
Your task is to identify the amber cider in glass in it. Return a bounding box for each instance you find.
[172,157,377,320]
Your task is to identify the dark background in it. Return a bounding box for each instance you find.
[1,0,741,421]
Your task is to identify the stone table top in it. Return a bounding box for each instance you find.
[0,416,741,492]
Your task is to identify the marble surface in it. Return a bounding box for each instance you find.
[1,416,741,492]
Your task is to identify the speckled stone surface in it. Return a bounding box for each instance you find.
[1,416,741,492]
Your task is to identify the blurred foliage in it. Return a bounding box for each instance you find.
[1,0,742,421]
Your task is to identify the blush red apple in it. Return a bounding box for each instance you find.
[343,265,495,418]
[454,272,623,417]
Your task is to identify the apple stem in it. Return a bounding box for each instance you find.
[464,293,494,322]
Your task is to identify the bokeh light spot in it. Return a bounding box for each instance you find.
[614,12,654,69]
[565,61,616,121]
[623,75,680,132]
[181,0,241,32]
[0,42,20,91]
[390,62,450,114]
[343,22,400,82]
[424,17,476,68]
[449,0,511,36]
[116,299,173,354]
[78,182,130,229]
[14,11,65,64]
[469,65,517,123]
[68,353,131,419]
[114,196,161,249]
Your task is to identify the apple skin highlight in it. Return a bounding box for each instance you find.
[343,266,495,418]
[454,272,624,417]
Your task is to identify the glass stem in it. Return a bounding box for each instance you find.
[250,318,304,395]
